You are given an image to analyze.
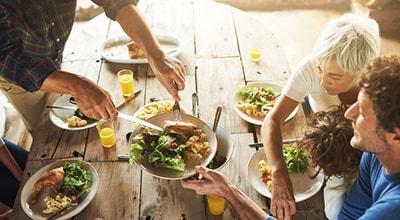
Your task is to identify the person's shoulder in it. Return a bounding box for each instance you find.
[292,55,316,73]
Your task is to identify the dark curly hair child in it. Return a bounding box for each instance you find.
[300,104,362,179]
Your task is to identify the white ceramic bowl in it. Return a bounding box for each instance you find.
[207,124,234,171]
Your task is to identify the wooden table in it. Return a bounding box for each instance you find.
[12,0,326,219]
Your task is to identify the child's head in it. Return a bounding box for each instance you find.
[313,13,380,84]
[300,105,362,178]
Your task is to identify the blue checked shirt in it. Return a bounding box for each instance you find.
[0,0,135,92]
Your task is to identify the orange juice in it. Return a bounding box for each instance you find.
[117,69,134,97]
[119,74,134,97]
[250,48,262,62]
[207,195,225,215]
[99,127,115,148]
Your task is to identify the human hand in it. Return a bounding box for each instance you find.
[148,55,186,101]
[180,166,228,197]
[41,70,118,121]
[270,174,296,220]
[70,81,117,121]
[0,209,12,220]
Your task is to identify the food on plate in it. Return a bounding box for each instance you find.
[31,161,92,214]
[184,132,210,160]
[68,115,88,127]
[284,142,309,174]
[127,40,145,59]
[32,167,65,204]
[67,109,97,128]
[236,86,279,117]
[163,120,202,136]
[43,193,73,214]
[207,155,227,169]
[61,161,92,196]
[129,124,210,171]
[258,143,309,191]
[258,159,273,192]
[135,100,174,120]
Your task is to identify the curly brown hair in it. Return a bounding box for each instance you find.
[300,105,362,178]
[360,55,400,133]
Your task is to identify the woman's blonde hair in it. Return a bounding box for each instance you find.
[313,13,380,84]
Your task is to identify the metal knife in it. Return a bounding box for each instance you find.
[117,112,163,131]
[46,105,76,110]
[115,90,142,108]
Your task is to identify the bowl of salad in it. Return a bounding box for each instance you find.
[128,112,218,179]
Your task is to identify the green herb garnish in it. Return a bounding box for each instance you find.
[61,161,92,196]
[283,143,309,173]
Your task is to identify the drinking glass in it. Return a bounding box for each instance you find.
[96,120,115,148]
[207,195,225,215]
[117,69,134,97]
[250,48,262,62]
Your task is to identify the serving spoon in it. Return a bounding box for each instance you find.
[212,106,223,132]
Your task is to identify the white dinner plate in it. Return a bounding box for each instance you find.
[49,93,114,131]
[247,149,324,202]
[20,159,99,220]
[100,35,181,64]
[232,82,298,125]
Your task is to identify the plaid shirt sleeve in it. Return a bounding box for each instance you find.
[92,0,138,20]
[0,1,75,92]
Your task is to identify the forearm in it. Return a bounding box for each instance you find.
[40,70,97,96]
[0,138,24,182]
[115,4,164,62]
[261,116,287,174]
[225,183,270,219]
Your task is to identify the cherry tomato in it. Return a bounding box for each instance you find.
[267,94,275,101]
[170,143,178,149]
[262,177,270,183]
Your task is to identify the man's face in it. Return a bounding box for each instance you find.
[344,91,388,153]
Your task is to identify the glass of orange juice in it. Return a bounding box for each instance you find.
[250,48,262,62]
[117,69,134,97]
[96,120,115,148]
[207,195,225,215]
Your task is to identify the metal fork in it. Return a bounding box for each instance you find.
[173,100,182,121]
[172,82,182,121]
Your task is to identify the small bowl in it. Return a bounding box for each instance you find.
[207,124,234,171]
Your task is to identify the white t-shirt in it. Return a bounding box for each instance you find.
[281,55,341,112]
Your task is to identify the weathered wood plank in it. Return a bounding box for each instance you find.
[194,1,239,58]
[195,57,248,134]
[140,176,205,219]
[233,7,291,82]
[63,13,111,62]
[74,161,141,219]
[213,133,265,219]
